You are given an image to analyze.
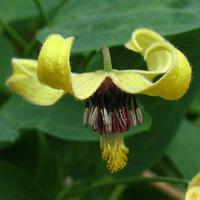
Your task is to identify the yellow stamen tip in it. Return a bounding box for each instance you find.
[100,133,129,173]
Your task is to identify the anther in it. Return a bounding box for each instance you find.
[83,100,90,126]
[133,96,143,124]
[83,77,143,134]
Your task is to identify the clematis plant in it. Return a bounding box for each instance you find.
[6,29,191,173]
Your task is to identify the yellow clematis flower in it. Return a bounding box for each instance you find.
[6,29,191,173]
[185,173,200,200]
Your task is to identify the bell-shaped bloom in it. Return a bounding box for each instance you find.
[185,173,200,200]
[6,29,191,173]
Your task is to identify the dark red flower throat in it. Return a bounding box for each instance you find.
[83,77,143,134]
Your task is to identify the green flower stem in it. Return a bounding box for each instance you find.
[108,184,126,200]
[0,18,27,49]
[57,176,188,199]
[23,39,38,57]
[33,0,49,24]
[102,47,112,72]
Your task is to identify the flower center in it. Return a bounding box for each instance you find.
[83,77,143,134]
[82,47,144,173]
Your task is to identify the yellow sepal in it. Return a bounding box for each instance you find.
[37,34,106,100]
[72,71,107,100]
[38,34,74,92]
[185,173,200,200]
[142,42,191,100]
[110,69,152,94]
[125,28,164,54]
[121,29,191,100]
[6,59,64,105]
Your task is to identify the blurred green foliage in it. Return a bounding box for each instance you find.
[0,0,200,199]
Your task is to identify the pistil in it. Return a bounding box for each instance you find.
[100,133,129,173]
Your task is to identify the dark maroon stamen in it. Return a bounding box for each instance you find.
[83,77,143,134]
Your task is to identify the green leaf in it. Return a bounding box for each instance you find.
[0,0,38,23]
[0,0,64,23]
[0,161,48,200]
[0,95,151,143]
[1,132,65,200]
[166,120,200,179]
[37,0,200,52]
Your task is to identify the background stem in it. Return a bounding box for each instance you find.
[57,175,188,199]
[102,47,112,72]
[33,0,49,24]
[0,18,27,49]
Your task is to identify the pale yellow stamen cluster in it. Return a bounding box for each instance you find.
[100,133,129,173]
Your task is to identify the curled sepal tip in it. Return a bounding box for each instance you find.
[100,133,129,173]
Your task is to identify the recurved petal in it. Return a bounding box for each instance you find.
[125,28,164,54]
[142,41,191,100]
[6,59,64,105]
[72,70,107,100]
[12,58,37,75]
[38,34,74,93]
[37,34,107,100]
[110,70,152,94]
[113,41,191,100]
